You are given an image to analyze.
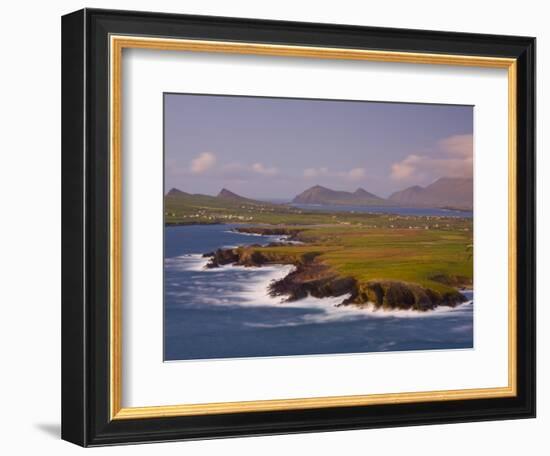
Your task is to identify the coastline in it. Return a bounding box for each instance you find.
[164,223,474,360]
[202,226,469,312]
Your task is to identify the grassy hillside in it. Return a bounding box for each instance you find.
[243,225,472,294]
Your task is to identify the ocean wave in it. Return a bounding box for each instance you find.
[223,229,261,236]
[165,254,209,271]
[225,229,304,245]
[166,252,474,326]
[245,298,474,328]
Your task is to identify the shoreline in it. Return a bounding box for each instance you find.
[202,226,470,312]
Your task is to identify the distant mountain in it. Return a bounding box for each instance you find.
[166,188,190,197]
[292,185,387,206]
[217,188,254,202]
[389,177,473,210]
[386,185,424,206]
[167,178,473,212]
[166,187,276,208]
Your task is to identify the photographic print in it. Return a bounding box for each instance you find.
[62,11,535,444]
[164,93,474,361]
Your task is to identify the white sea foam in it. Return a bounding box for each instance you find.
[165,254,209,271]
[167,253,473,326]
[223,230,263,237]
[245,297,473,328]
[212,264,295,306]
[225,229,304,245]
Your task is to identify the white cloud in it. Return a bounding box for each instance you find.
[390,134,473,183]
[304,167,329,178]
[439,134,473,158]
[347,167,366,181]
[303,166,366,181]
[219,161,279,180]
[391,154,422,181]
[190,152,216,174]
[251,162,278,176]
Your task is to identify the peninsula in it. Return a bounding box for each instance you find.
[165,186,473,312]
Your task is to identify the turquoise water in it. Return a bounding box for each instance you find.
[164,224,473,361]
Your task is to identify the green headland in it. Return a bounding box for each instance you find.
[165,188,473,311]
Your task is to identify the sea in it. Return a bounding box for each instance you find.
[164,215,474,361]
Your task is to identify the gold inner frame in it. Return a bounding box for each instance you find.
[109,35,518,420]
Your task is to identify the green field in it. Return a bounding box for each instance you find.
[165,193,473,296]
[253,226,472,294]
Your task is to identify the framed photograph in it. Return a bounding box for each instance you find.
[61,8,535,447]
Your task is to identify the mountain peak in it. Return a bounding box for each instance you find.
[389,176,472,210]
[353,187,373,196]
[166,188,189,197]
[217,188,248,200]
[435,176,473,186]
[292,185,384,206]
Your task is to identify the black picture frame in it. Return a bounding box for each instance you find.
[62,8,536,447]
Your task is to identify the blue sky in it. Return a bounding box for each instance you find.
[164,93,473,199]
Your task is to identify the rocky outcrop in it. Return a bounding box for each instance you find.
[203,246,301,268]
[234,227,304,240]
[344,281,467,311]
[269,260,466,310]
[203,248,240,268]
[429,274,473,288]
[204,245,467,311]
[269,262,355,302]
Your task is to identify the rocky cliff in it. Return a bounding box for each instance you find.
[203,245,468,311]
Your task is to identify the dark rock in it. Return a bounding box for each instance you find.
[234,227,304,240]
[205,248,240,268]
[203,244,467,312]
[429,273,473,288]
[348,280,467,311]
[237,250,270,267]
[269,261,357,302]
